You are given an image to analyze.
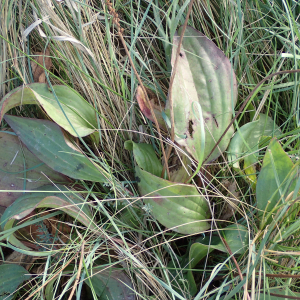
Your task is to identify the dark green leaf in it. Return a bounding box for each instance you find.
[0,131,68,214]
[187,224,248,296]
[256,139,296,227]
[0,264,29,300]
[4,115,109,182]
[87,267,135,300]
[125,140,163,177]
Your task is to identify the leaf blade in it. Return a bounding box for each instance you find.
[0,264,29,300]
[87,266,135,300]
[168,26,238,162]
[256,138,295,227]
[0,83,97,137]
[4,115,108,182]
[0,131,69,212]
[136,166,210,234]
[124,140,163,177]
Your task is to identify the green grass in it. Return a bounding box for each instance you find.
[1,0,300,299]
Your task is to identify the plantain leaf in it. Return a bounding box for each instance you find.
[166,26,238,163]
[0,83,97,137]
[228,114,281,187]
[4,115,109,182]
[187,224,248,295]
[256,138,296,228]
[0,131,69,214]
[1,184,96,251]
[124,140,163,177]
[87,266,135,300]
[44,265,135,300]
[0,264,30,300]
[136,166,210,234]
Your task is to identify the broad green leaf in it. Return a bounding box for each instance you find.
[1,185,96,251]
[228,114,281,187]
[86,266,135,300]
[0,264,30,300]
[186,243,208,295]
[187,224,248,295]
[114,206,143,230]
[166,26,238,163]
[124,140,163,177]
[4,115,109,182]
[0,83,97,137]
[193,224,249,254]
[0,131,68,214]
[136,166,210,234]
[256,139,296,228]
[44,265,135,300]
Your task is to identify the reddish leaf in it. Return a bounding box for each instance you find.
[31,47,52,83]
[136,86,166,129]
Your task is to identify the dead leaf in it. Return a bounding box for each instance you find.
[5,251,37,270]
[136,86,166,130]
[16,211,71,250]
[31,47,52,83]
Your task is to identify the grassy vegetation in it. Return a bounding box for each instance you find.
[1,0,300,299]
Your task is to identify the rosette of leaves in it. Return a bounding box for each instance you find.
[131,26,238,234]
